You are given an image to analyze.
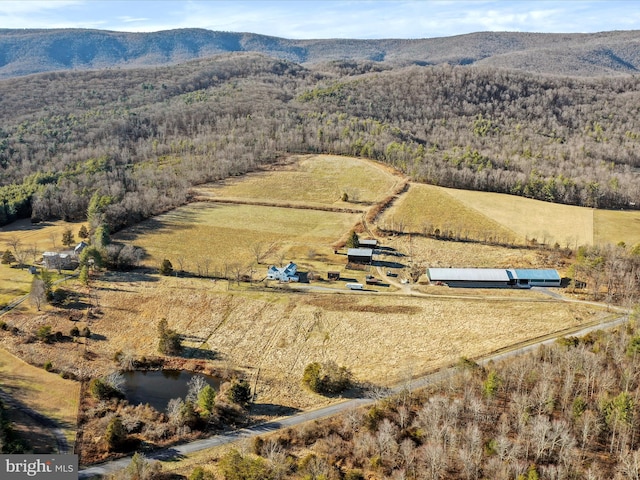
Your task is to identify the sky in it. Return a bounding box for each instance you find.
[0,1,639,39]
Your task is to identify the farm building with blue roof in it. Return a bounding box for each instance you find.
[426,268,561,288]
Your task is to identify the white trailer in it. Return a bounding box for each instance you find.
[345,283,363,290]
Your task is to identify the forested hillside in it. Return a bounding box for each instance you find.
[1,29,640,79]
[0,50,639,231]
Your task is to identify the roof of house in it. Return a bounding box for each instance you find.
[359,239,378,247]
[347,248,373,257]
[268,262,297,276]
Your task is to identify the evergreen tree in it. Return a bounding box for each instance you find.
[78,224,89,239]
[105,416,126,452]
[61,228,74,247]
[227,378,252,407]
[197,385,217,417]
[157,318,182,355]
[79,265,89,285]
[159,259,173,276]
[1,249,15,265]
[346,230,360,249]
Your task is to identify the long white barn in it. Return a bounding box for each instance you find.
[426,268,561,288]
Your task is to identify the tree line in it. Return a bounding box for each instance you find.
[1,54,639,234]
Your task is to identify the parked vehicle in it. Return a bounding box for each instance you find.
[345,283,363,290]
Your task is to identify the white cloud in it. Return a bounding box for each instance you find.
[0,0,637,38]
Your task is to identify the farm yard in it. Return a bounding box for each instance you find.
[0,153,638,463]
[0,273,609,412]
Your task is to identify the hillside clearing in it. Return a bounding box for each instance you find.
[379,183,518,243]
[192,154,401,206]
[440,187,595,247]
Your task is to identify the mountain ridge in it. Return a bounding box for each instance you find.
[1,28,640,78]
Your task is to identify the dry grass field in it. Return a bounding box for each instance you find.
[379,183,519,243]
[0,347,79,447]
[0,274,607,412]
[116,202,361,273]
[193,154,401,207]
[594,209,640,246]
[443,187,595,247]
[0,267,32,307]
[0,219,86,252]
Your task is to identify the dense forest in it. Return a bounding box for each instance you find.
[1,47,640,232]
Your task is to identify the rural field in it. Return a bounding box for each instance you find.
[0,347,79,448]
[0,274,609,411]
[192,154,402,207]
[0,219,87,306]
[0,153,630,459]
[379,183,519,244]
[382,182,640,248]
[116,202,361,275]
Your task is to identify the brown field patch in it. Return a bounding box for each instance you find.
[0,274,605,412]
[0,347,79,448]
[192,154,401,206]
[379,183,518,243]
[116,202,360,272]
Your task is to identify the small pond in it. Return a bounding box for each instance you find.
[123,370,221,412]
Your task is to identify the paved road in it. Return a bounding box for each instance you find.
[78,307,630,479]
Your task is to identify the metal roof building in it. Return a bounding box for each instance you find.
[427,268,561,288]
[359,239,378,249]
[512,269,561,287]
[347,248,374,264]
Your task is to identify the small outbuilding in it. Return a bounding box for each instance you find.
[358,239,378,249]
[347,248,373,264]
[328,271,340,280]
[74,241,88,255]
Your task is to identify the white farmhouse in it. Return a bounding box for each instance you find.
[267,262,299,282]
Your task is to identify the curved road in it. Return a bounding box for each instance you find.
[79,303,630,479]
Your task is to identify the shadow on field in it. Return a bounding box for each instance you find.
[373,260,406,269]
[249,403,301,417]
[102,270,160,283]
[114,213,199,242]
[181,346,217,360]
